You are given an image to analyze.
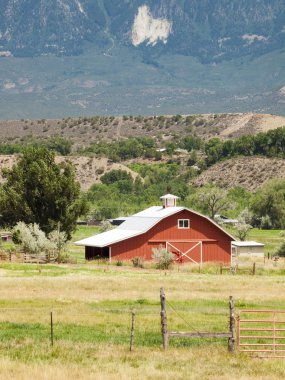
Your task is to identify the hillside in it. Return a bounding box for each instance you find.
[192,156,285,191]
[1,113,285,150]
[1,112,285,192]
[1,47,285,119]
[0,155,138,192]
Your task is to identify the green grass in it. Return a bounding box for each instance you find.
[225,227,283,255]
[247,229,283,254]
[0,266,285,378]
[68,225,100,263]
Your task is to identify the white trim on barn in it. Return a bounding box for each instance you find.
[166,240,203,266]
[177,219,190,229]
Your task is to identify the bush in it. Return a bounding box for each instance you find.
[275,241,285,257]
[116,260,123,266]
[260,215,273,230]
[152,246,174,270]
[99,220,114,232]
[131,256,144,268]
[58,254,77,264]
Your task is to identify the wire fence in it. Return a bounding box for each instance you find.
[0,302,230,350]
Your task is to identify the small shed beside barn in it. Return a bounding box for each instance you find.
[231,241,265,258]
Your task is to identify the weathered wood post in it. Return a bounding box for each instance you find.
[160,287,168,350]
[228,296,236,353]
[252,262,256,276]
[130,308,136,352]
[50,311,54,347]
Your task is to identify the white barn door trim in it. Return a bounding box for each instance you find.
[166,241,203,265]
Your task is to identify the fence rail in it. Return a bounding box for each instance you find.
[0,252,57,263]
[160,288,236,353]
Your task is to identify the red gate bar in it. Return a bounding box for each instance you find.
[238,310,285,357]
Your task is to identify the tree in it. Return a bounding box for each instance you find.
[0,147,87,239]
[251,180,285,229]
[100,169,132,185]
[190,185,231,219]
[235,219,252,241]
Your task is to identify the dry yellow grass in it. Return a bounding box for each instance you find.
[1,267,285,304]
[0,344,285,380]
[0,264,285,379]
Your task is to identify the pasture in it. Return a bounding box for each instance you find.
[1,263,285,379]
[0,226,285,379]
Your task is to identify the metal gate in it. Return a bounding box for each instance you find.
[238,310,285,357]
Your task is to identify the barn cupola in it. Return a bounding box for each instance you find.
[160,194,180,208]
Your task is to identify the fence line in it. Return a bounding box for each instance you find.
[160,288,236,353]
[1,292,283,358]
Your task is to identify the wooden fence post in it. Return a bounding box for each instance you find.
[130,308,136,352]
[50,311,54,347]
[160,287,168,350]
[228,296,236,353]
[252,262,256,276]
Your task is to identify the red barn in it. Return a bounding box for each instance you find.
[75,194,236,264]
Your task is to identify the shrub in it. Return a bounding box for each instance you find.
[12,222,55,255]
[275,241,285,257]
[131,256,144,268]
[99,220,114,232]
[260,215,273,229]
[116,260,123,266]
[57,253,77,264]
[152,246,174,270]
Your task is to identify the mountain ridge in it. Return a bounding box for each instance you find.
[0,112,284,149]
[0,1,284,118]
[0,0,284,63]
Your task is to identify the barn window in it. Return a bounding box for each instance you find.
[178,219,190,229]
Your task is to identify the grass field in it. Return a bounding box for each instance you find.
[0,226,285,379]
[1,260,285,379]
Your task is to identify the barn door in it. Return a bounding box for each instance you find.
[166,241,202,265]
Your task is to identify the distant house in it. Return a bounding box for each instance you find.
[0,232,12,242]
[75,194,236,264]
[215,215,239,226]
[156,148,167,153]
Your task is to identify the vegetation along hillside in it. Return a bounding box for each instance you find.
[1,112,285,231]
[0,113,284,149]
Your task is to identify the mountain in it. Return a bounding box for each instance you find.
[1,0,285,62]
[0,1,285,119]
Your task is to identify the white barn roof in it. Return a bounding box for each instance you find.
[232,241,264,247]
[75,204,236,248]
[75,206,184,248]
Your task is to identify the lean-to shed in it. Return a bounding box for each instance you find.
[231,241,265,258]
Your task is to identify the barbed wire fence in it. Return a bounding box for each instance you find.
[0,293,233,352]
